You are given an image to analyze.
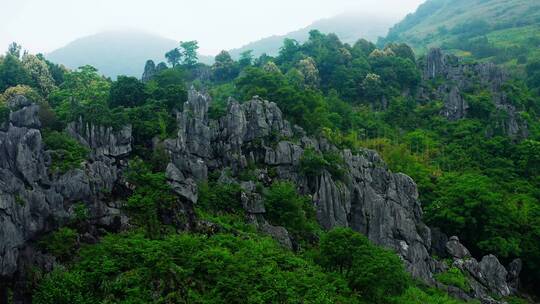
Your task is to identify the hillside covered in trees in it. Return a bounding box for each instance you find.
[1,1,540,303]
[380,0,540,93]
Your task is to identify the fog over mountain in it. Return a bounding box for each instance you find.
[229,11,395,58]
[46,31,213,78]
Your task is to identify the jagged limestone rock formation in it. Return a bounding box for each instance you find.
[141,59,156,83]
[421,48,528,138]
[141,60,168,83]
[0,95,132,301]
[163,89,522,303]
[0,92,523,303]
[163,89,429,281]
[443,236,522,303]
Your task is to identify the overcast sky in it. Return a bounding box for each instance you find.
[0,0,424,56]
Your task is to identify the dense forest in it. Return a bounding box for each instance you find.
[1,5,540,303]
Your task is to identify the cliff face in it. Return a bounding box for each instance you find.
[0,96,131,301]
[163,89,521,303]
[0,92,522,303]
[421,48,528,138]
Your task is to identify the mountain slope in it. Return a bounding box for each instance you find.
[380,0,540,67]
[229,12,395,58]
[46,31,213,78]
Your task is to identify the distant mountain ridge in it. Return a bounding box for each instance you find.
[46,12,397,78]
[46,31,213,78]
[229,12,396,58]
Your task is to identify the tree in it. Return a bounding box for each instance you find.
[297,57,320,89]
[180,40,199,66]
[319,228,410,302]
[7,42,22,58]
[109,76,146,108]
[263,181,317,240]
[361,73,383,103]
[165,48,181,67]
[238,50,253,68]
[212,50,238,82]
[21,53,56,95]
[0,54,33,92]
[385,43,416,63]
[263,61,281,74]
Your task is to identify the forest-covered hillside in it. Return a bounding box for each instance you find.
[1,1,540,303]
[381,0,540,87]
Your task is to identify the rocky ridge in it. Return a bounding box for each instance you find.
[0,91,523,303]
[0,96,131,302]
[421,48,528,138]
[164,89,521,303]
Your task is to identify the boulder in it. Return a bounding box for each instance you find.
[446,236,471,259]
[141,60,156,82]
[479,255,510,297]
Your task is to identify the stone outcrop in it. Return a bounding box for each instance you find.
[0,92,524,303]
[438,235,522,304]
[66,117,132,158]
[161,89,522,303]
[421,48,528,138]
[141,60,156,83]
[0,96,132,301]
[163,89,417,279]
[141,60,168,82]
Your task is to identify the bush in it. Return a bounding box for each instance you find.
[124,159,177,238]
[109,76,146,108]
[34,232,359,304]
[43,131,90,173]
[263,181,318,241]
[300,148,347,180]
[34,270,91,304]
[319,228,410,303]
[198,182,243,214]
[391,286,477,304]
[39,228,78,261]
[435,267,471,292]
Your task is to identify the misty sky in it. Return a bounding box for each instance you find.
[1,0,424,56]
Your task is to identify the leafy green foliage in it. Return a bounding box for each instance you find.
[35,232,359,304]
[109,75,146,108]
[0,54,34,92]
[43,131,89,173]
[318,228,410,303]
[263,181,319,242]
[125,159,178,238]
[435,267,471,292]
[198,182,243,214]
[300,148,347,180]
[391,285,479,304]
[39,228,78,262]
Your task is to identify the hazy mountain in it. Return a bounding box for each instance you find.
[229,12,396,58]
[46,30,213,78]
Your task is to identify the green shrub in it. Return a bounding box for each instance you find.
[264,181,319,241]
[391,285,478,304]
[72,202,89,222]
[33,270,91,304]
[300,148,347,180]
[39,228,78,262]
[435,267,471,292]
[198,182,243,214]
[43,131,89,173]
[319,228,410,303]
[34,232,359,304]
[125,159,178,239]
